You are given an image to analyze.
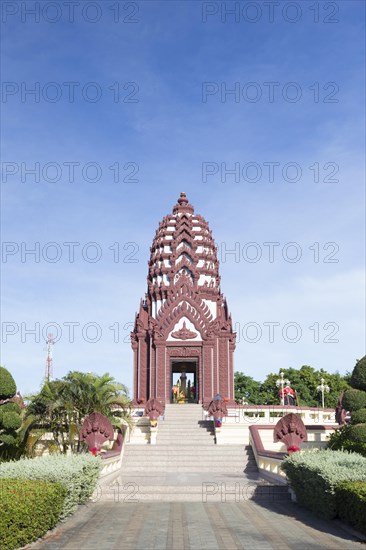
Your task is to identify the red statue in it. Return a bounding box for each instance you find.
[279,385,297,406]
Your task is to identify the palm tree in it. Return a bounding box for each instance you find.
[22,372,132,455]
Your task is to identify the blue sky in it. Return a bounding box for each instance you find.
[1,0,365,396]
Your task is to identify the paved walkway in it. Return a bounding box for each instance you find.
[32,500,364,550]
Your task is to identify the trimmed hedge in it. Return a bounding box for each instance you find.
[0,367,16,400]
[351,356,366,391]
[343,389,366,412]
[281,450,366,519]
[336,481,366,534]
[0,369,22,458]
[0,453,102,519]
[0,478,66,550]
[2,410,22,430]
[351,408,366,425]
[348,423,366,443]
[0,402,21,415]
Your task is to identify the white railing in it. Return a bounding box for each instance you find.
[100,451,124,478]
[248,424,336,484]
[225,405,336,425]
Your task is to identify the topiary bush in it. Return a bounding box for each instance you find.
[351,408,366,425]
[343,388,366,412]
[0,453,102,519]
[350,356,366,391]
[336,481,366,535]
[1,405,22,430]
[0,368,22,457]
[0,367,16,400]
[348,423,366,443]
[281,449,366,519]
[0,478,66,550]
[327,426,366,457]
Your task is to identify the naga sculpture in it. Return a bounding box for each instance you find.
[273,412,307,453]
[144,398,165,421]
[79,411,115,451]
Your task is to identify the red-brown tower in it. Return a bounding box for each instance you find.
[131,193,236,405]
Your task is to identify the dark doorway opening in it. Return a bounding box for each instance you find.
[171,359,198,403]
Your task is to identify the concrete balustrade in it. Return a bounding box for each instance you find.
[248,423,338,484]
[100,451,124,478]
[129,405,337,446]
[210,405,336,445]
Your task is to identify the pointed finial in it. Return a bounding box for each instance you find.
[178,192,188,205]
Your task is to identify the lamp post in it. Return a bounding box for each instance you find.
[316,378,330,409]
[276,371,290,406]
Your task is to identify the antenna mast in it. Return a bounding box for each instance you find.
[45,333,55,381]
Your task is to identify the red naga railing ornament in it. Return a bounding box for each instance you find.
[79,412,115,454]
[273,412,307,454]
[144,398,165,426]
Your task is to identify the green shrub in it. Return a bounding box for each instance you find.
[2,411,22,430]
[348,423,366,443]
[0,402,21,414]
[336,481,366,534]
[281,450,366,519]
[0,369,22,459]
[351,408,366,425]
[0,453,102,519]
[327,426,366,457]
[0,478,66,550]
[343,389,366,412]
[0,433,17,446]
[350,356,366,391]
[0,367,16,400]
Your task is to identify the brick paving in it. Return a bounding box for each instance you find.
[31,500,364,550]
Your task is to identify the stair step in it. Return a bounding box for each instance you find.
[124,449,251,454]
[123,470,257,476]
[125,455,255,466]
[121,407,266,495]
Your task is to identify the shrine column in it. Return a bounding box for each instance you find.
[155,342,166,401]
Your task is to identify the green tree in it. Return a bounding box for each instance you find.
[0,366,22,459]
[234,373,263,404]
[235,366,350,407]
[23,371,131,455]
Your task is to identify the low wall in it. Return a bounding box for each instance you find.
[213,406,336,445]
[249,424,338,484]
[100,447,124,477]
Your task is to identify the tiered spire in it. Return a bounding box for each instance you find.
[147,193,221,306]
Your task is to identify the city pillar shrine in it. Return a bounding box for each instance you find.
[131,193,236,405]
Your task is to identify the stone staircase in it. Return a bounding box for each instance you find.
[156,403,215,446]
[100,404,290,502]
